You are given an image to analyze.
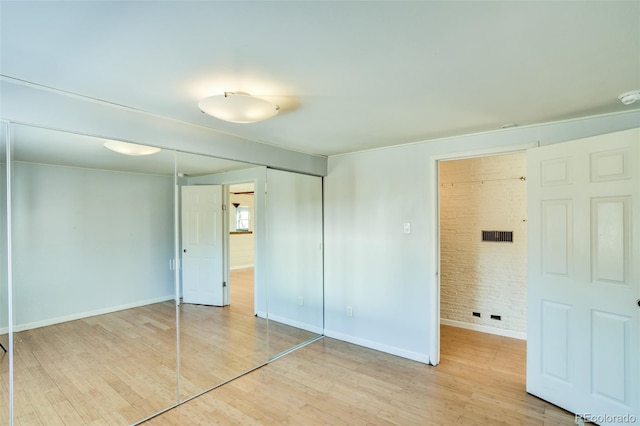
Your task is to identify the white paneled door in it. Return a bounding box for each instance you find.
[527,128,639,425]
[181,185,224,306]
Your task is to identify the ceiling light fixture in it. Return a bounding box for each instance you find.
[104,140,161,156]
[198,92,280,123]
[618,90,640,105]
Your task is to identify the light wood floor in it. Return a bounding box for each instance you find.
[145,327,575,425]
[0,268,318,425]
[0,269,575,425]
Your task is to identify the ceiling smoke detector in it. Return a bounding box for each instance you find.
[618,90,640,105]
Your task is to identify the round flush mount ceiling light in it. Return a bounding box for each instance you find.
[618,90,640,105]
[198,92,280,123]
[104,140,161,156]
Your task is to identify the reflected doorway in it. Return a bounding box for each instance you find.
[177,178,266,401]
[228,182,256,316]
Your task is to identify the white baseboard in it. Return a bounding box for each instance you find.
[256,310,323,335]
[440,318,527,340]
[230,264,254,271]
[268,313,323,335]
[1,295,175,334]
[323,329,430,364]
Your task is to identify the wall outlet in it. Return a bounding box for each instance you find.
[297,296,304,306]
[403,222,411,234]
[346,306,353,317]
[472,312,481,317]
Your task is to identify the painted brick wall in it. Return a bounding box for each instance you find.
[439,152,527,334]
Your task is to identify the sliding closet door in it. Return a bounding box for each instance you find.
[176,154,269,401]
[266,169,324,358]
[0,122,10,425]
[9,125,178,424]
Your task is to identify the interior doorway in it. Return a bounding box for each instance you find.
[438,151,528,361]
[228,182,256,316]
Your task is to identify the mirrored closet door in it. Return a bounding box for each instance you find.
[175,152,269,401]
[0,121,10,426]
[8,125,179,424]
[265,169,324,359]
[0,121,325,425]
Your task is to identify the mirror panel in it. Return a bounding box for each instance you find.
[9,125,178,424]
[0,122,325,423]
[176,152,268,400]
[0,122,9,425]
[266,169,324,358]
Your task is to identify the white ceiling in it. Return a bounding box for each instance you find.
[1,1,639,157]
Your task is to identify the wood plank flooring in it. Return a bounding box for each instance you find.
[0,268,575,425]
[145,327,575,425]
[0,268,320,425]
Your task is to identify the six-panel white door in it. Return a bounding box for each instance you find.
[527,128,639,424]
[181,185,224,306]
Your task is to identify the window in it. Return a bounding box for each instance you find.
[235,206,250,231]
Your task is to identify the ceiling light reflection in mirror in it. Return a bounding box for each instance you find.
[104,140,162,156]
[9,124,178,424]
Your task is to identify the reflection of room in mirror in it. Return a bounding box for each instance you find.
[265,169,324,359]
[8,303,177,424]
[7,131,179,424]
[1,125,325,425]
[177,172,269,402]
[178,267,267,399]
[0,121,8,425]
[229,183,255,270]
[2,267,317,424]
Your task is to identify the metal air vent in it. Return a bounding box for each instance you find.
[482,230,513,242]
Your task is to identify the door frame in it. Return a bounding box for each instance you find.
[226,181,257,313]
[178,178,260,313]
[428,141,538,365]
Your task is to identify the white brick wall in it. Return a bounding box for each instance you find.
[439,152,527,334]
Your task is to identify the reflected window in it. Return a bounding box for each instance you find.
[236,206,250,231]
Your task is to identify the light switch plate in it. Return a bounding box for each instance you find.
[403,222,411,234]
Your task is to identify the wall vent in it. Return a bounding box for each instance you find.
[482,230,513,242]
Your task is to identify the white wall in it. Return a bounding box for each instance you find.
[11,162,174,329]
[324,148,433,362]
[439,153,527,336]
[324,111,640,365]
